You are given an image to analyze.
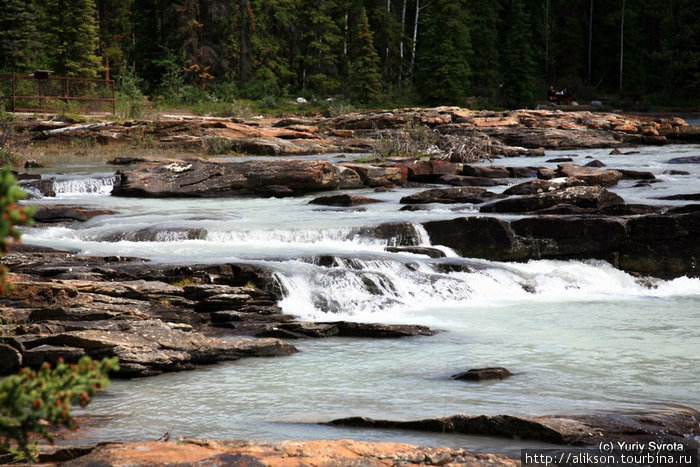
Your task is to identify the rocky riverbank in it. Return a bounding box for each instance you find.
[7,108,699,160]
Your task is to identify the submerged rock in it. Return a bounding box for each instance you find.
[452,367,513,381]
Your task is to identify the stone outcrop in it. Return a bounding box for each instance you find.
[328,408,699,448]
[422,210,700,278]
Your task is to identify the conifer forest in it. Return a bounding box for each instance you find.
[0,0,698,108]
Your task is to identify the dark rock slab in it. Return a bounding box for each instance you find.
[113,158,341,197]
[452,367,513,381]
[385,246,447,258]
[657,193,700,201]
[480,186,625,213]
[23,344,86,367]
[32,205,116,224]
[667,156,700,164]
[436,174,506,187]
[585,159,606,167]
[507,166,538,178]
[401,187,498,204]
[327,408,700,447]
[503,178,586,196]
[403,159,461,182]
[309,194,382,206]
[462,165,510,178]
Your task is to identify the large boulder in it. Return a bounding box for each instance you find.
[339,163,407,187]
[113,158,340,197]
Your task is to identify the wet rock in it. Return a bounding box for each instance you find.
[400,187,499,204]
[667,156,700,164]
[452,367,513,381]
[480,186,625,213]
[31,205,116,224]
[462,164,510,178]
[657,193,700,201]
[546,157,574,163]
[436,174,505,187]
[503,178,586,196]
[385,246,447,258]
[585,159,606,167]
[336,165,365,189]
[537,167,556,179]
[41,324,297,377]
[663,169,690,175]
[619,211,700,279]
[616,169,656,180]
[358,222,422,246]
[507,166,538,178]
[24,159,45,168]
[424,217,520,260]
[23,344,86,367]
[19,178,56,197]
[555,163,623,187]
[402,159,461,182]
[328,409,699,448]
[113,158,340,197]
[0,344,22,375]
[339,163,406,187]
[309,194,382,206]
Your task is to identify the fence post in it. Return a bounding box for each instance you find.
[11,75,16,112]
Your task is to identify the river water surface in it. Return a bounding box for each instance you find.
[21,144,700,454]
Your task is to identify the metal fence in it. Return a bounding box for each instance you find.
[0,72,115,114]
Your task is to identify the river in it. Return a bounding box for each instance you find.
[20,144,700,454]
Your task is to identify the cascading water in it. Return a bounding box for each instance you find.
[52,174,120,196]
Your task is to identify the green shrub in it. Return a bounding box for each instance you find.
[0,356,119,462]
[116,67,148,119]
[0,167,35,292]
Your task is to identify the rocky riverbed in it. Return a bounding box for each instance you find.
[2,108,699,466]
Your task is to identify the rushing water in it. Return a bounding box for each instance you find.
[20,145,700,453]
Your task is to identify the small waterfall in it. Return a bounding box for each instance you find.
[275,256,700,322]
[53,175,119,196]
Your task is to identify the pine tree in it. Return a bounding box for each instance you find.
[96,0,133,80]
[414,0,473,105]
[42,0,102,77]
[500,0,536,108]
[348,8,382,103]
[467,0,502,99]
[0,0,41,72]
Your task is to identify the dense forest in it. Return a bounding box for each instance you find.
[0,0,698,109]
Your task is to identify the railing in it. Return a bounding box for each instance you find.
[0,72,115,114]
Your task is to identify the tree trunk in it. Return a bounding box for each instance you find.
[409,0,420,83]
[588,0,593,85]
[398,0,407,86]
[619,0,625,94]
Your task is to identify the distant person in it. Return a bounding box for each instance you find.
[548,85,557,103]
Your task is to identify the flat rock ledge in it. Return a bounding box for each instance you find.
[328,408,700,448]
[24,439,517,467]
